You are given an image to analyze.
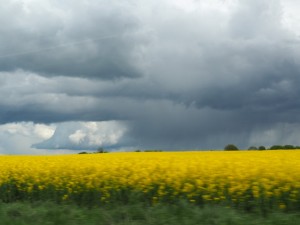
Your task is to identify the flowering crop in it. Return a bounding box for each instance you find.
[0,151,299,212]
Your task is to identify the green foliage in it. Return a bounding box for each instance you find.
[224,144,239,151]
[271,145,283,150]
[0,201,300,225]
[144,150,163,152]
[133,150,163,152]
[284,145,295,149]
[269,145,297,150]
[96,147,108,153]
[247,146,266,151]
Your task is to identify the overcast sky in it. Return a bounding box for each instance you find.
[1,0,300,154]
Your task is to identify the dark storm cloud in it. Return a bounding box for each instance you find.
[1,0,300,152]
[0,1,142,79]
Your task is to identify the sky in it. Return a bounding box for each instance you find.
[1,0,300,154]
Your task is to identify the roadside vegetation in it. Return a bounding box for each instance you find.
[1,200,300,225]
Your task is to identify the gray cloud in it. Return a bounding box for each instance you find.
[0,0,143,79]
[1,0,300,153]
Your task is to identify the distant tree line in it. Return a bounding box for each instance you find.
[247,146,266,150]
[135,149,163,152]
[78,147,109,154]
[78,148,164,154]
[267,145,300,150]
[224,144,300,151]
[78,145,300,154]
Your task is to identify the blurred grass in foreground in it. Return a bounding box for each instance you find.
[1,200,300,225]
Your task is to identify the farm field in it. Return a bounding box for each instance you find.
[0,150,300,221]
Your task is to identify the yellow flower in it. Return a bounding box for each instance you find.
[0,150,299,210]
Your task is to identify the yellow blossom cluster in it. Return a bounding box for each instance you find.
[0,151,299,211]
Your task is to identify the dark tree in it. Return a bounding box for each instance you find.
[283,145,294,150]
[97,147,107,153]
[248,146,258,150]
[269,145,283,150]
[258,146,266,150]
[224,144,239,151]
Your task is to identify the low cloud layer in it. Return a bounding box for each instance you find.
[33,121,128,150]
[1,0,300,153]
[0,122,55,154]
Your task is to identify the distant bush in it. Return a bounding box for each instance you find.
[269,145,282,150]
[78,152,88,154]
[96,147,108,153]
[270,145,294,150]
[269,145,299,150]
[247,146,266,151]
[224,144,239,151]
[144,150,163,152]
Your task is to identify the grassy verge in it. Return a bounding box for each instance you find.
[0,200,299,225]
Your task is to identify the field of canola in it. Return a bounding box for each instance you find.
[0,151,300,212]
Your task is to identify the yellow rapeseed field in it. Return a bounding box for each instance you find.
[0,151,299,211]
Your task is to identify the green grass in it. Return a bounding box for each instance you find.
[0,200,299,225]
